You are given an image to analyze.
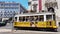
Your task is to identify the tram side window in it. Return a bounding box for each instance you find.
[23,17,25,21]
[39,15,44,21]
[30,16,34,21]
[25,16,29,21]
[15,17,17,21]
[19,17,22,21]
[19,17,26,22]
[46,15,52,21]
[34,16,38,21]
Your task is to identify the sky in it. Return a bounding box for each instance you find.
[0,0,28,9]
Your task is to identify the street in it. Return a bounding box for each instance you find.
[0,23,60,34]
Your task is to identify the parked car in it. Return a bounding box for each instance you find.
[3,20,8,23]
[0,22,7,26]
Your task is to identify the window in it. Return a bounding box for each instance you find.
[0,7,4,9]
[28,2,31,5]
[33,4,37,12]
[1,14,2,16]
[4,4,11,6]
[46,15,52,21]
[39,15,44,21]
[12,3,19,6]
[19,17,23,21]
[22,17,25,21]
[1,4,3,6]
[26,16,30,21]
[29,16,34,21]
[34,16,38,21]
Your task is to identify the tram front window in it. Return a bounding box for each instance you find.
[46,15,52,21]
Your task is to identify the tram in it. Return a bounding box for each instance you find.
[13,12,58,31]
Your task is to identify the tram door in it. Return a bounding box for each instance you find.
[46,15,52,27]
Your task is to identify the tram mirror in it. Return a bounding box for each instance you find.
[15,17,17,21]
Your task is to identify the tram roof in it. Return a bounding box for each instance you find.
[15,12,55,17]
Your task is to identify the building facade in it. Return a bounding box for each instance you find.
[0,2,26,21]
[28,0,58,13]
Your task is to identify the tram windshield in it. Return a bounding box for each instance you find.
[46,15,52,21]
[46,15,55,21]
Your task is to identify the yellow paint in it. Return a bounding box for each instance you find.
[13,21,57,28]
[14,22,30,27]
[36,21,46,28]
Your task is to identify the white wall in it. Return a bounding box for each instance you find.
[42,0,45,10]
[54,0,60,27]
[56,0,60,17]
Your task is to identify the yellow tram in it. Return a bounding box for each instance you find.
[13,12,58,31]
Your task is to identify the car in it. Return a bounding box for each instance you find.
[0,22,7,26]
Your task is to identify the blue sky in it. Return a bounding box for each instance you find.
[0,0,28,9]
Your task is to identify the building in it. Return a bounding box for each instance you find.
[55,0,60,26]
[28,0,60,26]
[28,0,58,13]
[28,0,39,13]
[0,2,27,21]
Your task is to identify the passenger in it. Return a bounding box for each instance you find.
[29,17,33,21]
[34,17,38,21]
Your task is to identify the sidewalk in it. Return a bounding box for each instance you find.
[0,29,11,32]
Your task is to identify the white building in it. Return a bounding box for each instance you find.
[0,1,27,21]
